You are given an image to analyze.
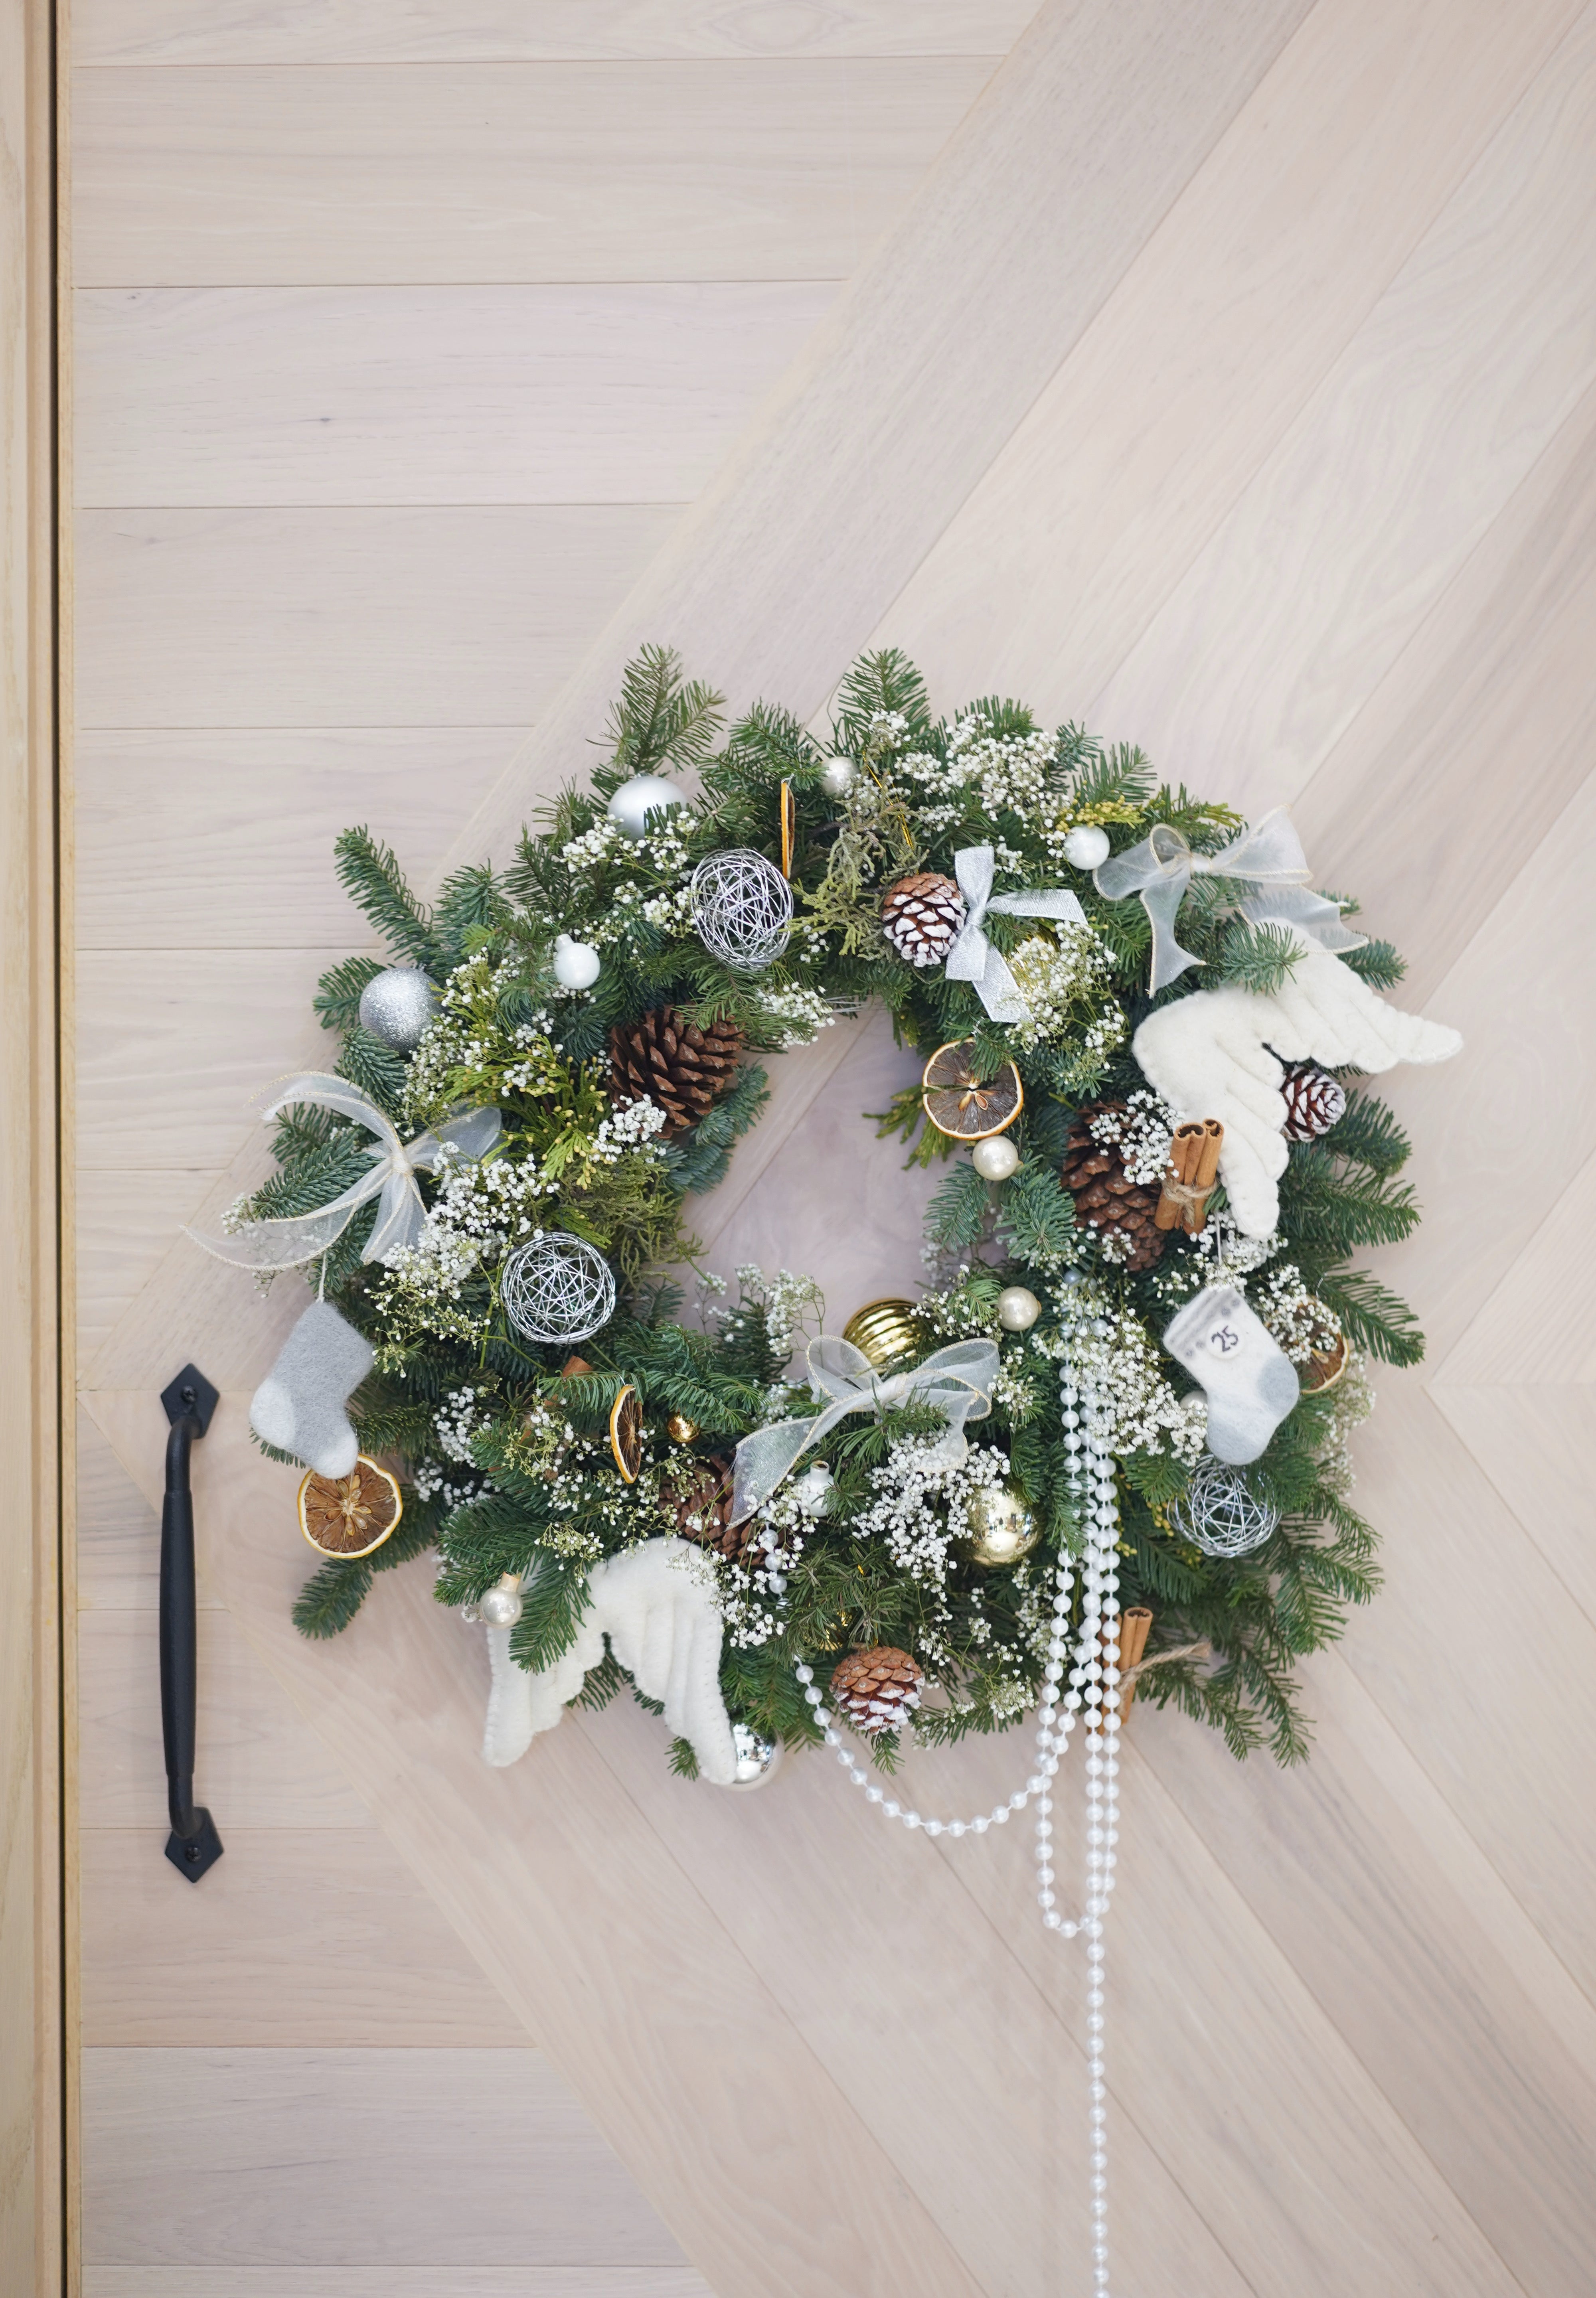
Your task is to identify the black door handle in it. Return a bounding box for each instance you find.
[159,1364,223,1880]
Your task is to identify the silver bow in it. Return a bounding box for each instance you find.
[730,1334,999,1524]
[186,1073,502,1271]
[944,845,1087,1023]
[1093,807,1364,993]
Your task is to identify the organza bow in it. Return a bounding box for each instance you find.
[944,845,1087,1023]
[1092,807,1364,993]
[186,1073,502,1271]
[730,1334,999,1524]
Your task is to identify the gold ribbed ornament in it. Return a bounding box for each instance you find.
[841,1297,924,1371]
[959,1482,1039,1569]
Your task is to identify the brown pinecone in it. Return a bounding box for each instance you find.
[668,1455,749,1562]
[830,1646,923,1737]
[1280,1062,1347,1142]
[609,1005,743,1138]
[1060,1100,1168,1271]
[881,871,966,967]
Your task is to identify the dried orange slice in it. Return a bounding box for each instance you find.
[779,780,798,877]
[608,1384,644,1482]
[921,1038,1024,1140]
[298,1456,403,1559]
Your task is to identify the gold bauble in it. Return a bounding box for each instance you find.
[667,1410,701,1445]
[960,1482,1039,1569]
[842,1297,924,1371]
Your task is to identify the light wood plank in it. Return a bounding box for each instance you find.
[71,60,997,287]
[78,1609,375,1830]
[76,1165,232,1361]
[872,0,1582,725]
[76,729,522,947]
[74,284,837,507]
[74,507,675,727]
[81,2048,694,2266]
[1087,5,1596,806]
[1436,1151,1596,1386]
[76,1411,173,1613]
[87,2273,713,2298]
[75,0,1033,66]
[80,1832,524,2048]
[1432,1383,1596,1625]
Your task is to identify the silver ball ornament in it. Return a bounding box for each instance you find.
[997,1285,1041,1332]
[720,1722,784,1790]
[960,1482,1040,1569]
[500,1232,617,1346]
[480,1576,524,1629]
[690,848,794,972]
[819,754,858,799]
[552,932,602,990]
[607,773,689,843]
[1063,823,1112,871]
[972,1134,1021,1181]
[358,966,438,1052]
[1169,1455,1280,1558]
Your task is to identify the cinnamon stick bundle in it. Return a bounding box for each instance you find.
[1155,1119,1224,1233]
[1090,1607,1154,1730]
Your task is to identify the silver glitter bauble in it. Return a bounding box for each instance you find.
[1169,1455,1279,1558]
[607,773,689,842]
[480,1576,524,1628]
[358,966,438,1052]
[972,1134,1021,1181]
[997,1285,1041,1332]
[819,754,858,799]
[718,1722,784,1790]
[1063,823,1112,870]
[552,932,601,989]
[500,1232,617,1346]
[689,848,793,972]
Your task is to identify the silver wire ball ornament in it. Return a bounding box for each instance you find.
[1169,1455,1280,1558]
[500,1233,618,1346]
[690,848,794,972]
[358,966,438,1052]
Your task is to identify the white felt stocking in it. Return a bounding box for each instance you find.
[1163,1285,1299,1465]
[482,1537,737,1785]
[249,1300,374,1477]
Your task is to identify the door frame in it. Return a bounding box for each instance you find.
[1,0,67,2290]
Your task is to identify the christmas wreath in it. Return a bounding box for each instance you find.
[197,648,1460,1777]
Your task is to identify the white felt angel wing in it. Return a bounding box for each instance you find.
[1134,946,1461,1239]
[482,1536,737,1784]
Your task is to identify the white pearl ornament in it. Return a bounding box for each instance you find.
[606,773,689,842]
[972,1134,1021,1181]
[1063,823,1112,871]
[819,755,857,798]
[479,1575,524,1629]
[551,933,602,989]
[997,1285,1041,1332]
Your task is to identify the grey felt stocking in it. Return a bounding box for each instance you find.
[250,1300,374,1477]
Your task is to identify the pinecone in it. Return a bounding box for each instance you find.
[1280,1062,1347,1141]
[830,1646,923,1737]
[1059,1100,1168,1271]
[609,1005,743,1138]
[668,1455,748,1561]
[881,871,966,967]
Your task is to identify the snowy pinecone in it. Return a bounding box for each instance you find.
[881,872,966,966]
[1280,1062,1347,1141]
[830,1646,923,1737]
[1059,1100,1168,1271]
[667,1455,748,1562]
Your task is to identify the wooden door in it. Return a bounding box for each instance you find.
[68,0,1596,2292]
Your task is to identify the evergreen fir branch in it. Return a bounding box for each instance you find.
[1066,740,1155,814]
[926,1157,989,1252]
[834,648,932,746]
[600,645,724,782]
[1278,1143,1420,1253]
[314,954,383,1033]
[433,862,505,962]
[508,1558,594,1674]
[1215,918,1303,996]
[1325,1089,1411,1176]
[668,1735,700,1780]
[292,1557,374,1638]
[334,827,442,969]
[335,1025,409,1120]
[1341,937,1407,989]
[1316,1267,1426,1366]
[997,1158,1075,1265]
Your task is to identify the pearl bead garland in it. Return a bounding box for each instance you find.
[795,1319,1122,2294]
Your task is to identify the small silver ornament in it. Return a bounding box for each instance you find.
[552,932,602,990]
[960,1482,1040,1568]
[819,754,858,799]
[1169,1454,1279,1558]
[997,1285,1041,1332]
[1063,823,1112,871]
[607,773,689,842]
[690,848,794,972]
[719,1722,784,1790]
[358,966,438,1052]
[480,1574,524,1628]
[972,1134,1021,1181]
[500,1232,617,1346]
